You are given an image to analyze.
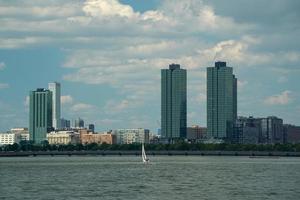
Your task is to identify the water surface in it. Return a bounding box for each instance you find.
[0,156,299,200]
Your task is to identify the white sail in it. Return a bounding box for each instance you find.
[142,143,149,163]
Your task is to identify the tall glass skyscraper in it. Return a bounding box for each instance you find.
[161,64,187,142]
[29,88,53,143]
[48,82,61,130]
[207,61,237,139]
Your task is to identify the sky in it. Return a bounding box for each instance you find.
[0,0,299,132]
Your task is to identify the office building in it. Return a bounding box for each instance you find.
[74,118,84,128]
[29,88,53,143]
[113,129,150,144]
[207,61,237,140]
[60,118,71,129]
[48,82,61,129]
[88,124,95,133]
[233,117,261,144]
[161,64,187,142]
[261,116,283,144]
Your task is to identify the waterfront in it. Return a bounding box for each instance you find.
[0,156,300,200]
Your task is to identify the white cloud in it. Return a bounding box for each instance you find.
[61,95,73,105]
[238,80,248,90]
[0,83,9,89]
[71,103,94,112]
[264,90,292,105]
[83,0,138,18]
[0,62,6,70]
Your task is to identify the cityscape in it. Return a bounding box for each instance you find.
[1,61,299,147]
[1,1,300,200]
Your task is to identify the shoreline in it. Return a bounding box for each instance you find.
[1,150,300,157]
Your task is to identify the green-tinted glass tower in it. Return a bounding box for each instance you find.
[161,64,187,143]
[207,61,237,139]
[29,88,53,143]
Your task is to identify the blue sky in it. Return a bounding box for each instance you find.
[0,0,299,132]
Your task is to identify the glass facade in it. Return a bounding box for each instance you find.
[48,82,61,130]
[161,64,187,142]
[29,88,53,143]
[207,62,237,139]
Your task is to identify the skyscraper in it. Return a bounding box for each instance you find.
[207,61,237,140]
[48,82,61,130]
[74,118,84,128]
[29,88,53,143]
[161,64,187,143]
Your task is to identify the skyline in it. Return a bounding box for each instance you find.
[0,0,300,132]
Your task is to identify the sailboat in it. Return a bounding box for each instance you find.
[142,143,150,163]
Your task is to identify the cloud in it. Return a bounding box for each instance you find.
[0,83,9,89]
[70,103,94,112]
[238,80,248,90]
[83,0,138,18]
[264,91,292,105]
[61,95,73,105]
[0,62,6,70]
[24,96,30,107]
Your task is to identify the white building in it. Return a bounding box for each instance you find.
[0,133,20,145]
[47,131,79,145]
[10,128,30,142]
[48,82,61,130]
[113,129,150,144]
[0,128,30,145]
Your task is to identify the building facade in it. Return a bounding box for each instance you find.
[207,61,237,140]
[261,116,283,144]
[29,88,53,143]
[80,131,116,144]
[161,64,187,142]
[10,128,30,142]
[74,118,84,128]
[48,82,61,130]
[113,129,150,144]
[60,118,71,129]
[0,133,20,145]
[47,131,80,145]
[283,124,300,144]
[233,117,261,144]
[186,126,207,142]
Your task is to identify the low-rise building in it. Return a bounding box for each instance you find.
[80,130,116,144]
[0,133,20,145]
[187,126,207,142]
[10,128,30,142]
[47,131,80,145]
[113,129,150,144]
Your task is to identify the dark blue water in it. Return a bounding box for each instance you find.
[0,156,299,200]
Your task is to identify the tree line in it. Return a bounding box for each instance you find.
[1,141,300,152]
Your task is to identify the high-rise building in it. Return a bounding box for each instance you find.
[74,118,84,128]
[207,61,237,140]
[29,88,53,143]
[60,118,71,129]
[48,82,61,130]
[88,124,95,133]
[261,116,283,144]
[161,64,187,142]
